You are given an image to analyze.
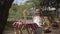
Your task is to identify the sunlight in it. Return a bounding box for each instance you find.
[13,0,27,5]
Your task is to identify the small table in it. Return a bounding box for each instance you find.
[12,20,36,34]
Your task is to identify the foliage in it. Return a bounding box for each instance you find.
[8,3,32,21]
[26,0,43,8]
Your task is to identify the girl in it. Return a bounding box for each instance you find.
[32,9,44,34]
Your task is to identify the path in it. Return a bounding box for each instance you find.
[3,28,60,34]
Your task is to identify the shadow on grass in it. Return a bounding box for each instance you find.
[5,21,14,30]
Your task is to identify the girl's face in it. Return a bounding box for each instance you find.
[36,13,41,16]
[35,9,41,16]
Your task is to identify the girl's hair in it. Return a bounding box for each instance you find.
[35,9,42,16]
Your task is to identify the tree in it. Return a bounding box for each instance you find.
[26,0,43,8]
[0,0,14,34]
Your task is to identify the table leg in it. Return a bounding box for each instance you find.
[14,28,17,34]
[18,30,22,34]
[26,28,31,34]
[18,26,23,34]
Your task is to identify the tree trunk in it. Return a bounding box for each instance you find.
[0,0,14,34]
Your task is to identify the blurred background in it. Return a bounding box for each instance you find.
[4,0,60,34]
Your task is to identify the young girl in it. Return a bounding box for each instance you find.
[32,9,43,34]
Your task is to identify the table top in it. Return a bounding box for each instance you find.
[12,20,35,28]
[13,20,35,25]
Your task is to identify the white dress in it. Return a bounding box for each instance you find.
[33,16,43,27]
[33,16,43,34]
